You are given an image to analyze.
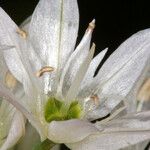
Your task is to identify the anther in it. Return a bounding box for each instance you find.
[16,29,27,39]
[5,71,17,89]
[137,78,150,102]
[36,66,54,77]
[90,94,99,106]
[86,19,96,32]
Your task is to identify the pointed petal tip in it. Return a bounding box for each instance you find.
[105,47,109,51]
[102,47,109,54]
[92,42,96,48]
[88,19,96,31]
[90,43,96,55]
[91,19,96,24]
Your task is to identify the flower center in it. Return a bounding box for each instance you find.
[44,97,82,123]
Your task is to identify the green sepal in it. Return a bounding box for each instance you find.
[32,139,55,150]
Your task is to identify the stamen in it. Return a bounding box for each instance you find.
[86,19,96,32]
[90,94,99,106]
[137,78,150,102]
[16,29,27,39]
[36,66,54,77]
[5,71,17,89]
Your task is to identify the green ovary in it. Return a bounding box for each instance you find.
[44,97,82,123]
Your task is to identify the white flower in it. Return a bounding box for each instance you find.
[0,0,150,150]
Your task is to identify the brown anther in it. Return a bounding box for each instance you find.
[16,29,27,39]
[137,78,150,102]
[36,66,54,77]
[5,71,17,89]
[90,94,99,106]
[86,19,96,32]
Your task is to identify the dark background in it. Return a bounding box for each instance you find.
[1,0,150,57]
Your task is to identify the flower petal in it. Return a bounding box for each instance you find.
[29,0,79,94]
[69,111,150,150]
[0,111,25,150]
[0,83,46,140]
[66,44,95,102]
[96,29,150,88]
[20,15,43,76]
[30,0,79,68]
[29,0,79,68]
[57,20,95,98]
[98,45,150,97]
[83,29,150,119]
[83,29,150,97]
[48,119,99,143]
[0,101,15,147]
[0,8,37,96]
[78,48,108,99]
[95,30,150,115]
[21,16,44,81]
[81,48,108,88]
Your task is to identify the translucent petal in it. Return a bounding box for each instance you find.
[20,16,43,75]
[96,29,150,88]
[81,29,150,99]
[69,111,150,150]
[0,83,46,140]
[57,20,95,98]
[20,17,44,78]
[89,50,150,118]
[29,0,79,93]
[93,31,150,117]
[29,0,79,69]
[99,46,150,98]
[0,8,36,96]
[78,48,108,99]
[48,119,99,143]
[81,29,150,119]
[80,48,108,89]
[0,100,15,147]
[0,111,25,150]
[66,44,95,102]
